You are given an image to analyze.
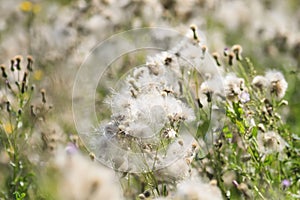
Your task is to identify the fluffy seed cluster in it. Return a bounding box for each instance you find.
[224,73,246,102]
[92,26,225,172]
[257,131,286,156]
[92,26,290,175]
[252,70,288,99]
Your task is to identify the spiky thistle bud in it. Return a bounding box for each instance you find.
[6,101,11,112]
[228,52,234,66]
[10,59,15,71]
[27,56,33,71]
[41,89,46,103]
[1,65,7,78]
[212,52,221,66]
[232,44,243,61]
[190,24,200,42]
[15,55,22,71]
[21,81,26,93]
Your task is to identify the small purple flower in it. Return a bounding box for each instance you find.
[282,179,291,189]
[65,143,78,155]
[239,91,250,103]
[232,180,239,188]
[224,47,229,56]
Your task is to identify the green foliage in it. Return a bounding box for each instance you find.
[0,56,51,200]
[192,57,300,199]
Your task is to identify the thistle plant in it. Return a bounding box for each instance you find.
[0,24,299,200]
[193,45,299,199]
[0,0,299,199]
[86,26,299,199]
[0,56,51,200]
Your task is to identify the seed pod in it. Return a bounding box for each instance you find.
[27,56,33,71]
[196,98,203,108]
[257,123,265,132]
[190,24,200,42]
[89,152,96,161]
[228,52,235,66]
[1,65,7,78]
[22,71,28,82]
[15,56,22,71]
[143,190,151,198]
[10,60,15,71]
[21,81,26,93]
[130,89,137,98]
[41,89,46,103]
[205,90,213,102]
[212,52,221,66]
[6,101,11,112]
[232,44,243,61]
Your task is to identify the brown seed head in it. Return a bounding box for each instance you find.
[212,52,221,66]
[228,52,235,65]
[190,24,199,41]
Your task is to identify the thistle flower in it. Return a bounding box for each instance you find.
[199,75,224,107]
[94,27,224,172]
[238,91,250,103]
[232,44,243,61]
[212,52,221,66]
[190,24,200,42]
[14,55,22,71]
[0,65,7,78]
[199,81,214,104]
[252,75,268,91]
[155,157,191,182]
[265,70,288,99]
[163,128,177,139]
[281,179,291,189]
[228,52,235,66]
[224,73,245,102]
[65,143,78,154]
[257,131,286,155]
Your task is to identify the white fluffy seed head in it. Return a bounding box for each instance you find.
[265,70,288,99]
[224,73,245,102]
[252,75,268,91]
[257,131,286,155]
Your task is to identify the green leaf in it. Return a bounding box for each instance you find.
[223,126,233,139]
[196,120,210,139]
[263,154,274,166]
[225,132,233,139]
[252,126,258,137]
[14,191,26,200]
[233,102,243,121]
[236,120,245,134]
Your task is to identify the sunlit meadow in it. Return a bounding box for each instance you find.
[0,0,299,200]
